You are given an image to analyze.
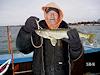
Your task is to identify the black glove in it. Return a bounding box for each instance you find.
[23,16,39,32]
[63,29,81,49]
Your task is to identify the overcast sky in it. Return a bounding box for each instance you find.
[0,0,100,26]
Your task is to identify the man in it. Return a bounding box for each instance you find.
[16,2,83,75]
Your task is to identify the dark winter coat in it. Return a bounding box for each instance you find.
[16,20,83,75]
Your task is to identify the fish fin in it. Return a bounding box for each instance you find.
[50,38,57,46]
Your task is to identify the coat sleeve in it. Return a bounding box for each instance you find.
[16,26,41,54]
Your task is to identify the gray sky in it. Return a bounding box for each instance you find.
[0,0,100,26]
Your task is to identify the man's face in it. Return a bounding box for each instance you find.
[46,10,59,28]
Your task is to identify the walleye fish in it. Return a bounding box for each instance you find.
[35,28,96,46]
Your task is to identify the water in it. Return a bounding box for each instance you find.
[0,25,100,54]
[0,26,21,54]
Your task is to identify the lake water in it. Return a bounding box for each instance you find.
[0,26,21,54]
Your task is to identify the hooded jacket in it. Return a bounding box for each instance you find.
[16,2,83,75]
[42,2,63,29]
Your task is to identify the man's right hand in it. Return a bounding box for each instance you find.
[24,16,39,32]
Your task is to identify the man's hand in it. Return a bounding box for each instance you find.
[63,29,81,48]
[24,16,39,32]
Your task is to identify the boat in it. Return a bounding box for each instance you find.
[0,59,11,75]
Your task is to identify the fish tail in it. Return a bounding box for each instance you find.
[87,33,96,44]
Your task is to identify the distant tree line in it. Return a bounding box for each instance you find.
[68,19,100,25]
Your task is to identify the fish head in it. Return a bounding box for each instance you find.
[35,29,50,39]
[35,29,45,36]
